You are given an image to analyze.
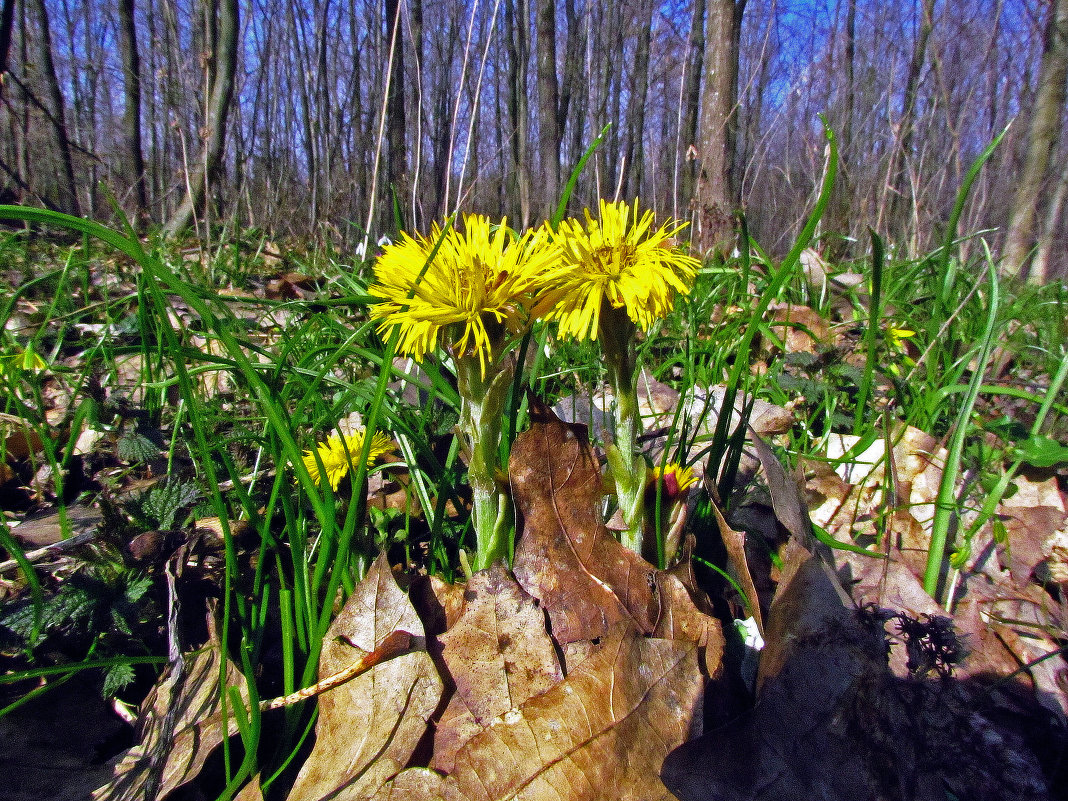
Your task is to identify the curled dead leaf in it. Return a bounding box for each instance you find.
[93,626,250,801]
[510,405,660,644]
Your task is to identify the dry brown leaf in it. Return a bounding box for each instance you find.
[816,428,940,516]
[10,504,102,548]
[372,767,447,800]
[285,553,442,801]
[996,473,1067,584]
[755,550,854,689]
[443,623,702,801]
[652,570,726,679]
[408,573,467,637]
[93,630,250,801]
[662,555,1054,801]
[747,428,816,549]
[233,775,265,801]
[706,497,763,636]
[765,302,834,355]
[510,404,660,644]
[432,564,563,773]
[1,414,43,460]
[952,598,1028,679]
[999,505,1068,584]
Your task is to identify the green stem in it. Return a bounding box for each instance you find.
[456,355,513,571]
[601,306,645,553]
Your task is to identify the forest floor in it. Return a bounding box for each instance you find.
[0,227,1067,800]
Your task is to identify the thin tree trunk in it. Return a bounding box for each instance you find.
[384,0,407,226]
[505,0,531,226]
[117,0,148,227]
[1004,0,1068,282]
[827,0,856,259]
[1031,143,1068,282]
[163,0,238,237]
[679,0,705,212]
[558,0,583,171]
[693,0,744,253]
[565,0,589,202]
[288,2,317,225]
[316,0,332,218]
[886,0,935,241]
[621,0,654,200]
[27,0,80,216]
[1,0,14,87]
[535,0,560,218]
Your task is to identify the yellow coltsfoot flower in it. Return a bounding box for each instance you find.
[302,429,394,492]
[646,462,698,566]
[650,462,698,499]
[368,214,562,376]
[545,199,700,341]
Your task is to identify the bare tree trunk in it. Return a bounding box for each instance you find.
[0,0,14,86]
[564,0,589,201]
[693,0,744,254]
[678,0,705,212]
[558,0,583,171]
[163,0,238,237]
[27,0,80,216]
[505,0,532,226]
[287,2,317,225]
[621,0,654,200]
[1004,0,1068,282]
[826,0,856,260]
[384,0,407,227]
[117,0,148,227]
[1031,144,1068,281]
[429,16,457,219]
[535,0,560,218]
[886,0,935,242]
[315,0,332,219]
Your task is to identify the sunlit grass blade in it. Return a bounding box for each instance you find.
[923,246,1000,598]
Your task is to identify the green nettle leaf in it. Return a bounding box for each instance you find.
[431,407,460,437]
[1013,435,1068,468]
[102,662,136,698]
[2,574,104,645]
[124,573,154,603]
[1,568,154,652]
[117,430,162,463]
[125,480,201,530]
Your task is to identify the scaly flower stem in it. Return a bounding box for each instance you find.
[456,355,513,571]
[601,305,646,554]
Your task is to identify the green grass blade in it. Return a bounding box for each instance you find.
[923,250,1000,597]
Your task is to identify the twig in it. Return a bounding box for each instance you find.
[0,529,100,574]
[258,629,416,711]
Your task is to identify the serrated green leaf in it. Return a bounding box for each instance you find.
[125,479,201,530]
[117,430,161,463]
[124,573,153,603]
[102,662,136,697]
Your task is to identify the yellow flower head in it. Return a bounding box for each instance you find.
[302,429,394,491]
[887,327,916,350]
[0,344,47,380]
[649,462,698,501]
[368,214,562,375]
[545,199,700,340]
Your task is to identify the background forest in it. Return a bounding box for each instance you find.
[1,0,1066,279]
